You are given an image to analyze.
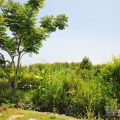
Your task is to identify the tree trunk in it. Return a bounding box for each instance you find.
[12,54,21,95]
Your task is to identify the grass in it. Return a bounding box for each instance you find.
[0,107,78,120]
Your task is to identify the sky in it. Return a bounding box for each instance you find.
[2,0,120,65]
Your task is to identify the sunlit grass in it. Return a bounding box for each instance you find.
[0,108,78,120]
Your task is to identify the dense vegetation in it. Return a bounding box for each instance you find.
[0,56,120,119]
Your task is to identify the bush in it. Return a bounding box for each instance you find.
[101,56,120,102]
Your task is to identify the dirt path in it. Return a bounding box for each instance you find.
[7,115,24,120]
[28,118,39,120]
[7,115,39,120]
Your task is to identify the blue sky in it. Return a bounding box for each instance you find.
[4,0,120,65]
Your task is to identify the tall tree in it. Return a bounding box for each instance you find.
[0,0,68,92]
[80,56,93,70]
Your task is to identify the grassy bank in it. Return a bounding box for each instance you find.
[0,107,79,120]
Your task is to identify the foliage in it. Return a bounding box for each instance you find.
[0,57,120,119]
[80,56,93,70]
[100,56,120,103]
[0,0,68,91]
[101,56,120,83]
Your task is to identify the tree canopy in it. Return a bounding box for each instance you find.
[0,0,68,62]
[0,0,68,91]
